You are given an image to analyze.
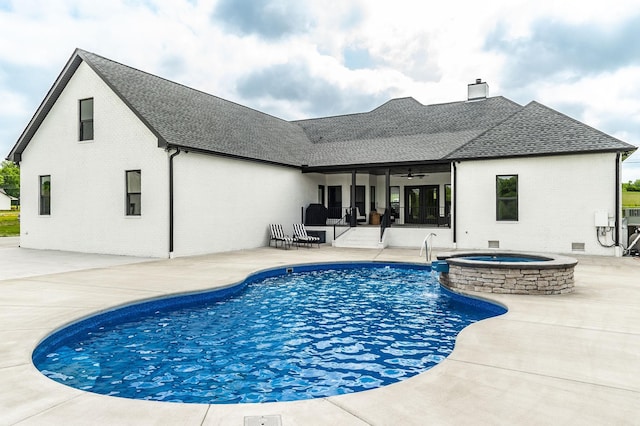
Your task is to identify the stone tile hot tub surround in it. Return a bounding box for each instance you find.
[437,252,578,295]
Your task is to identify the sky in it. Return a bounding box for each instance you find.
[1,0,640,181]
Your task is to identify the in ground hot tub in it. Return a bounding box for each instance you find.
[436,252,577,295]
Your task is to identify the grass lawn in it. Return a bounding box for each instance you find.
[0,210,19,237]
[623,189,640,207]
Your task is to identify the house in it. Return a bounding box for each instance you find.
[0,189,16,211]
[6,49,637,257]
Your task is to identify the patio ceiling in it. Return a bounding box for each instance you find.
[301,161,452,176]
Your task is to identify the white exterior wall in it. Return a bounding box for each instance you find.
[385,227,452,250]
[455,153,619,255]
[19,62,169,257]
[0,192,11,210]
[172,153,320,256]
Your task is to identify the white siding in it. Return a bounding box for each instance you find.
[172,153,320,256]
[0,192,11,210]
[455,154,619,255]
[19,62,169,257]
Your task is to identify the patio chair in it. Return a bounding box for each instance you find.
[292,223,321,248]
[269,224,295,249]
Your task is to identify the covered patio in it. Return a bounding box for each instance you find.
[303,162,454,247]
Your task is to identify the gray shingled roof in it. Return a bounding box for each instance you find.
[296,96,524,167]
[8,49,636,167]
[305,130,481,167]
[447,101,636,160]
[294,96,522,143]
[76,50,312,167]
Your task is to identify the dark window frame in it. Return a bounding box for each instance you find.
[317,185,325,205]
[79,98,94,141]
[390,186,400,217]
[126,170,141,216]
[39,175,51,215]
[350,185,366,216]
[327,185,342,219]
[370,186,376,211]
[496,175,518,221]
[444,184,452,217]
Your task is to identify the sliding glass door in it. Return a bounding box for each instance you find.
[405,185,439,224]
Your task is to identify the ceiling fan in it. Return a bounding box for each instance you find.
[400,169,426,179]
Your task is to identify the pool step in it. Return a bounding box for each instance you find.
[332,227,386,249]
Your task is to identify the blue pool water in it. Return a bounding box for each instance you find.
[33,263,506,404]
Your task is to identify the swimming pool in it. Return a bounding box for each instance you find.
[33,262,506,404]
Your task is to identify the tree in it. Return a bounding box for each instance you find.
[623,179,640,192]
[0,160,20,199]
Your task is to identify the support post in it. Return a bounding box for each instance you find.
[385,168,391,218]
[350,171,357,227]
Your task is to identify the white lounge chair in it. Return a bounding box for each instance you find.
[292,223,320,248]
[269,224,295,249]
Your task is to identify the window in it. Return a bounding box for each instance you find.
[79,98,94,141]
[390,186,400,217]
[370,186,376,210]
[444,184,452,217]
[39,175,51,215]
[328,186,342,219]
[350,185,366,216]
[496,175,518,221]
[126,170,141,216]
[317,185,325,205]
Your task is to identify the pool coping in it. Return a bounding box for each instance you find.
[437,250,578,270]
[1,245,639,425]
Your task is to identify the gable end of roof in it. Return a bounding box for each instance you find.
[446,101,637,160]
[7,49,84,162]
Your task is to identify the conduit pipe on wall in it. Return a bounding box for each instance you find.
[168,147,181,257]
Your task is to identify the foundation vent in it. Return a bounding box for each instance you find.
[488,240,500,248]
[571,242,585,251]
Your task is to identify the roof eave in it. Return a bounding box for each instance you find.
[165,143,302,169]
[448,147,637,162]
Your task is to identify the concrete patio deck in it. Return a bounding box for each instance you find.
[1,239,639,425]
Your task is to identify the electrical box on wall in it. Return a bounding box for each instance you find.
[594,210,609,227]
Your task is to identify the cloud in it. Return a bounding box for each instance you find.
[212,0,314,40]
[485,14,640,87]
[236,59,395,118]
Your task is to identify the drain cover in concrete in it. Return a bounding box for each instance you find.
[244,415,282,426]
